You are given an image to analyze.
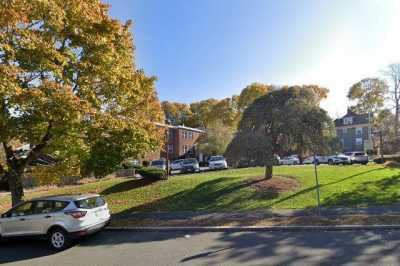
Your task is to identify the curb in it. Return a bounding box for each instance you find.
[106,225,400,232]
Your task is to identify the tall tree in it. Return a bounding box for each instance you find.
[347,78,388,114]
[187,99,219,128]
[161,101,192,125]
[238,83,272,112]
[226,87,330,179]
[384,64,400,137]
[197,121,234,156]
[0,0,163,205]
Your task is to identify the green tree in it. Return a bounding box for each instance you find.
[0,0,163,205]
[347,78,388,114]
[197,121,235,156]
[226,87,330,179]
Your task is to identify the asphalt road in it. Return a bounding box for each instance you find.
[1,229,399,266]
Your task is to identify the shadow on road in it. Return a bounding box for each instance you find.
[0,238,57,264]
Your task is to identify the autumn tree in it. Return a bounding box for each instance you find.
[0,0,163,205]
[226,87,330,179]
[347,78,388,114]
[237,83,272,112]
[161,101,192,125]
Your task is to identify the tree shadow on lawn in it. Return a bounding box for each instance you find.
[101,177,157,195]
[116,177,280,217]
[323,174,400,207]
[267,168,386,208]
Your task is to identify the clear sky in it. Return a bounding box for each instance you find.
[105,0,400,118]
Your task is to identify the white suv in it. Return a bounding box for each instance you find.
[0,194,110,250]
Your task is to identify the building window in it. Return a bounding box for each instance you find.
[183,145,188,153]
[342,127,348,134]
[356,127,362,137]
[356,138,362,146]
[168,144,173,153]
[343,117,353,125]
[188,146,195,154]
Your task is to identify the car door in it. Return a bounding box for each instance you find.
[27,200,56,235]
[1,201,35,236]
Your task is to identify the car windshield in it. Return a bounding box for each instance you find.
[183,159,197,164]
[151,160,165,166]
[355,152,365,156]
[209,156,224,161]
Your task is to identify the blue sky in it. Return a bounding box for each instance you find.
[105,0,400,117]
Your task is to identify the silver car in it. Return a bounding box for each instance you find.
[0,194,110,250]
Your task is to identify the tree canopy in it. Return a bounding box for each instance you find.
[347,78,388,114]
[0,0,163,205]
[225,86,331,179]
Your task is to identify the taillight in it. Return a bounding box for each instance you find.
[65,211,87,219]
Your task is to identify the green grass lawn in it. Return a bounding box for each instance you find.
[1,164,399,215]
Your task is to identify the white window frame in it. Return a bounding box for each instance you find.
[343,117,353,125]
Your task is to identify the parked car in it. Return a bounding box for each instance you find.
[0,194,110,250]
[303,155,329,165]
[208,156,228,170]
[170,159,184,171]
[328,154,351,165]
[280,155,300,165]
[150,159,167,170]
[181,158,200,173]
[344,152,369,165]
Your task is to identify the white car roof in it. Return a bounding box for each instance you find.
[34,194,100,202]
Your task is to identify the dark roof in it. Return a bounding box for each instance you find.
[334,110,371,127]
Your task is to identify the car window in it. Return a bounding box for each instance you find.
[54,201,69,211]
[210,156,224,161]
[151,160,165,166]
[32,201,54,214]
[183,159,197,164]
[10,202,34,217]
[355,152,365,156]
[75,197,105,209]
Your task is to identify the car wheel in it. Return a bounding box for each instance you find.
[49,228,71,251]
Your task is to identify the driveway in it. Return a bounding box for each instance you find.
[1,229,400,265]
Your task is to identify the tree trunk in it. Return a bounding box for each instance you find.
[6,170,24,206]
[264,164,273,180]
[395,103,399,138]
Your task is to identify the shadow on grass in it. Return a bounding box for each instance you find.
[101,178,157,195]
[323,174,400,207]
[267,168,384,208]
[116,177,279,216]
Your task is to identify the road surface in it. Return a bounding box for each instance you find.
[1,229,399,265]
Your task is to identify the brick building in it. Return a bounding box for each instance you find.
[145,123,206,162]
